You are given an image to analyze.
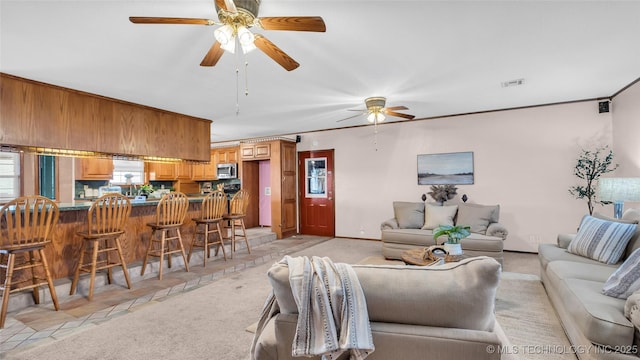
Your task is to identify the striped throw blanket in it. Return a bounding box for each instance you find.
[251,256,374,360]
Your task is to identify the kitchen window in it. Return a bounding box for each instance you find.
[112,159,144,184]
[0,152,20,203]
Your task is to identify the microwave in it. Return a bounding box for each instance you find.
[217,163,237,179]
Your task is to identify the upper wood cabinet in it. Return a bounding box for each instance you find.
[75,158,114,180]
[192,147,238,181]
[0,74,212,161]
[147,162,176,181]
[175,162,192,180]
[240,143,271,160]
[192,150,216,181]
[217,147,239,163]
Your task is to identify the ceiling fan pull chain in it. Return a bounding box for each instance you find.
[235,51,240,115]
[244,60,249,96]
[374,122,379,151]
[235,65,240,115]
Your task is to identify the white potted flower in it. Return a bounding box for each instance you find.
[433,224,471,256]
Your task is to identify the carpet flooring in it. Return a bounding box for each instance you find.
[3,238,576,360]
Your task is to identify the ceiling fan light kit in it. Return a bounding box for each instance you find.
[129,0,326,71]
[338,96,415,125]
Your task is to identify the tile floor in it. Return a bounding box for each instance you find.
[0,232,539,354]
[0,229,331,353]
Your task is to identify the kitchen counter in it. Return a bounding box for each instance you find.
[60,196,205,211]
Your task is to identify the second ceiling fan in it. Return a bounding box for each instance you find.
[129,0,326,71]
[338,97,416,125]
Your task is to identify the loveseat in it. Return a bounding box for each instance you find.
[539,209,640,360]
[252,256,507,360]
[381,201,508,264]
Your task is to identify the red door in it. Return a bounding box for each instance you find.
[298,150,335,237]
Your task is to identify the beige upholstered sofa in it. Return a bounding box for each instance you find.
[252,256,507,360]
[381,202,508,265]
[538,209,640,360]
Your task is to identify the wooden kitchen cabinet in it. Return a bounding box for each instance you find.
[240,143,270,160]
[216,147,239,163]
[147,162,176,181]
[75,158,114,180]
[192,150,217,181]
[175,162,192,180]
[240,140,296,239]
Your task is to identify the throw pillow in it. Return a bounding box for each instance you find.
[457,203,500,223]
[393,202,425,229]
[456,204,498,234]
[594,211,640,259]
[422,204,458,230]
[568,215,637,265]
[603,248,640,299]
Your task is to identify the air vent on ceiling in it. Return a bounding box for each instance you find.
[501,78,525,88]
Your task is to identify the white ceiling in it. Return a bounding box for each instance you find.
[2,0,640,143]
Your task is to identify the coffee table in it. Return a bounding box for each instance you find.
[401,248,442,266]
[401,247,466,266]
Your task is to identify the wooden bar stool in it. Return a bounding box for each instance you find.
[70,193,132,301]
[141,192,190,280]
[188,190,227,266]
[0,196,60,329]
[223,189,251,258]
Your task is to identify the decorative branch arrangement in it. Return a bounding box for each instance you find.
[568,146,618,215]
[427,185,458,204]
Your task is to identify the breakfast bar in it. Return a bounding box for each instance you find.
[46,197,206,280]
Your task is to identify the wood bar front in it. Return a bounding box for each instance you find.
[46,199,203,280]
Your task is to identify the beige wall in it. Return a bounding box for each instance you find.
[611,80,640,210]
[612,80,640,176]
[297,100,617,252]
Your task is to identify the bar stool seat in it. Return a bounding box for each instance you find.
[0,196,60,329]
[223,189,251,258]
[188,190,227,266]
[70,193,132,301]
[141,192,190,280]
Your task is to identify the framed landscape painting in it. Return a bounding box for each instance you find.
[417,151,474,185]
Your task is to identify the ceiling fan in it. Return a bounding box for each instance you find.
[338,97,416,124]
[129,0,326,71]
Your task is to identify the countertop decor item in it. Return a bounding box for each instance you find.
[138,184,154,197]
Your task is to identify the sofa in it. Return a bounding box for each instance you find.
[381,201,508,265]
[538,209,640,360]
[251,256,507,360]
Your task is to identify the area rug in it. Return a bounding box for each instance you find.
[3,239,576,360]
[496,272,576,360]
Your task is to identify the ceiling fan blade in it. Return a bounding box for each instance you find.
[336,112,367,122]
[258,17,326,32]
[384,105,409,111]
[200,41,224,66]
[253,34,300,71]
[129,17,215,25]
[384,110,415,120]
